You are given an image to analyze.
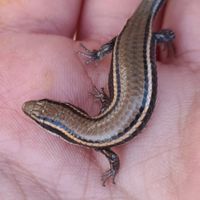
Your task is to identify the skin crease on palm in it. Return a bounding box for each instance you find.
[0,0,200,199]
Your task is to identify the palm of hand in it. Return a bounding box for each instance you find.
[0,0,199,199]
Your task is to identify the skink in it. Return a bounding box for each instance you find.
[22,0,175,186]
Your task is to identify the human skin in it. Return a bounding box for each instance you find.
[0,0,200,199]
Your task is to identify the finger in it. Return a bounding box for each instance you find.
[76,0,140,92]
[0,0,82,37]
[163,0,200,60]
[78,0,141,41]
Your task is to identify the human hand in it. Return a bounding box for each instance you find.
[0,0,199,199]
